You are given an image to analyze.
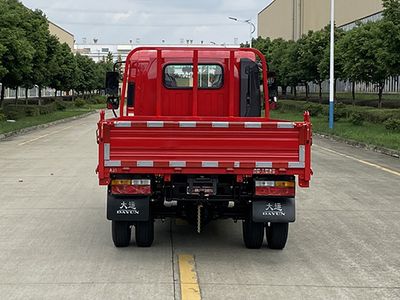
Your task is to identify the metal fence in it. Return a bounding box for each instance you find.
[294,75,400,95]
[0,85,62,99]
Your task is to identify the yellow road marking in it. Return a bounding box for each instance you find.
[18,126,73,146]
[315,145,400,177]
[178,254,201,300]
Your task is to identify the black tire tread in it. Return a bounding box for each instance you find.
[266,223,289,250]
[242,219,264,249]
[112,221,131,247]
[135,220,154,247]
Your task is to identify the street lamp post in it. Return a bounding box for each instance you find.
[329,0,335,129]
[228,17,255,48]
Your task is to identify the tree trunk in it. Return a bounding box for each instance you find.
[305,83,309,99]
[352,81,356,105]
[15,86,19,104]
[282,86,287,99]
[294,86,297,97]
[55,90,58,97]
[25,87,29,104]
[38,86,42,98]
[0,84,5,106]
[318,81,323,103]
[378,82,384,109]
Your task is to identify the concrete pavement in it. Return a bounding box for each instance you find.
[0,113,399,299]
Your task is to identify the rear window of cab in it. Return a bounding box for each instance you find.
[164,64,223,89]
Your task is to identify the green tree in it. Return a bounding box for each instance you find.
[47,38,77,96]
[254,37,303,98]
[341,21,397,108]
[268,38,290,96]
[383,0,400,25]
[74,53,97,95]
[57,43,77,95]
[46,35,61,95]
[252,36,272,55]
[0,43,7,80]
[22,9,50,100]
[382,0,400,76]
[318,26,345,101]
[0,0,34,104]
[281,40,303,97]
[94,52,114,91]
[297,29,330,102]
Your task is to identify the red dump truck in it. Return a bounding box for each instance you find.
[97,47,312,249]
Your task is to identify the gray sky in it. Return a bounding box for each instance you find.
[21,0,273,45]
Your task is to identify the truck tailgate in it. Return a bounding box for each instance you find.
[97,116,312,187]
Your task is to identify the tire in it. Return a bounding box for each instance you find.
[112,221,131,247]
[242,219,264,249]
[135,220,154,247]
[266,223,289,250]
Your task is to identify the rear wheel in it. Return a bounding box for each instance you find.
[135,219,154,247]
[266,222,289,250]
[112,221,131,247]
[242,219,264,249]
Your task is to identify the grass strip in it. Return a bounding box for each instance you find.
[0,106,103,135]
[270,110,400,151]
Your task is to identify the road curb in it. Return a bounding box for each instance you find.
[0,111,97,141]
[315,133,400,159]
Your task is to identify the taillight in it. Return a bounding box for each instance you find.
[255,180,295,197]
[111,179,151,195]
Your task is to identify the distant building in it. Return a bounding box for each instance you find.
[74,44,134,63]
[256,0,400,94]
[258,0,383,40]
[49,21,74,50]
[74,43,240,63]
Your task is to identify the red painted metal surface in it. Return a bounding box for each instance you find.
[98,47,312,188]
[121,47,269,118]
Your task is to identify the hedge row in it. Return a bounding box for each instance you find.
[1,96,106,120]
[289,96,400,109]
[278,100,400,123]
[277,100,400,132]
[3,102,57,120]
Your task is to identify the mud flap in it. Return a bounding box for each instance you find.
[107,194,149,221]
[252,198,295,223]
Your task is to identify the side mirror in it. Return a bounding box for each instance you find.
[107,96,119,110]
[105,71,119,96]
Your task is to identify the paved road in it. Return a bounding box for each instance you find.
[0,113,399,300]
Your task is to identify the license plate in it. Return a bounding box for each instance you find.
[187,186,215,196]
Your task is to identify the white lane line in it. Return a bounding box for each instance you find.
[315,145,400,177]
[18,126,73,146]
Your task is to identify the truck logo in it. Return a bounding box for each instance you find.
[117,201,140,215]
[262,202,285,216]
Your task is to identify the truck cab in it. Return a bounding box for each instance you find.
[97,47,312,249]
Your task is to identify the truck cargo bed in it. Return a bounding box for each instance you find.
[97,113,312,187]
